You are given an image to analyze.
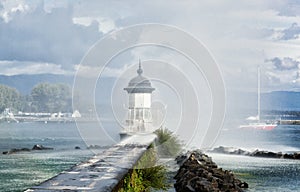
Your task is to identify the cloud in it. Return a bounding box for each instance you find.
[0,0,33,22]
[267,57,299,70]
[266,69,299,86]
[279,23,300,40]
[73,16,116,33]
[0,0,300,92]
[74,65,127,78]
[71,0,300,92]
[264,56,300,89]
[272,0,300,17]
[0,60,68,75]
[0,2,102,70]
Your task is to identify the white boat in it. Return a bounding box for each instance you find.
[239,122,277,130]
[239,66,277,130]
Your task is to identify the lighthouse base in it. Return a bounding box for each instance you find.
[119,132,134,140]
[119,131,155,141]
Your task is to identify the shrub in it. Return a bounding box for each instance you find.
[118,145,169,191]
[154,128,182,158]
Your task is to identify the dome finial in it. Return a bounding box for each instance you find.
[137,59,143,75]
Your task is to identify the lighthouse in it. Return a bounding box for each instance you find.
[120,60,155,139]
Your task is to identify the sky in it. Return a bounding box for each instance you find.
[1,0,300,92]
[2,0,300,148]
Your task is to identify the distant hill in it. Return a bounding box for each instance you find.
[0,74,74,94]
[0,74,299,111]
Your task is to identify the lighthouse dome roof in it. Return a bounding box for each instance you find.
[124,61,155,93]
[128,75,151,87]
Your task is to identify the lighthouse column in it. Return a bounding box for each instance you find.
[122,60,155,137]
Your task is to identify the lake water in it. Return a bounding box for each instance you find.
[209,153,300,192]
[0,122,120,192]
[0,122,300,191]
[215,125,300,152]
[211,125,300,192]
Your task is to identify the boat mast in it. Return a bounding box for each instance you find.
[257,65,260,123]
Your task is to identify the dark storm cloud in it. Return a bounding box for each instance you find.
[268,57,299,70]
[0,3,102,69]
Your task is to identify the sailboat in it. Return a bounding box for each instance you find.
[239,66,277,130]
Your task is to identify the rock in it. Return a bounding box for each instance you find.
[238,182,249,188]
[277,152,283,158]
[250,150,299,160]
[175,153,188,166]
[250,150,278,158]
[174,151,248,192]
[2,148,31,155]
[294,152,300,159]
[210,146,300,160]
[87,145,105,149]
[235,148,250,155]
[32,144,53,150]
[283,153,294,159]
[209,146,250,155]
[210,146,227,153]
[3,145,54,155]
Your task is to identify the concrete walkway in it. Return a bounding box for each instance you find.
[25,134,157,192]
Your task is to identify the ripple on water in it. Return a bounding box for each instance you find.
[0,150,93,192]
[208,153,300,192]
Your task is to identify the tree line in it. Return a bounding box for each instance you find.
[0,83,72,113]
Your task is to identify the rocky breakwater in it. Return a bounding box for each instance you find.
[210,146,300,160]
[2,144,53,154]
[174,150,248,192]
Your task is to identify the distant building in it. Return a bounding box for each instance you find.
[120,60,155,139]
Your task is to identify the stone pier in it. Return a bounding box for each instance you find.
[25,134,157,192]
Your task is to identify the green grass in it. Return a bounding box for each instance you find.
[117,128,182,191]
[154,127,182,158]
[118,146,169,192]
